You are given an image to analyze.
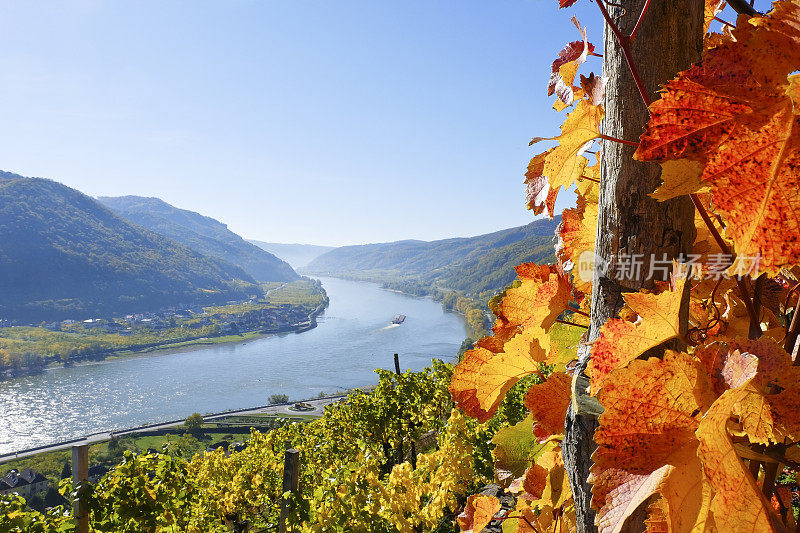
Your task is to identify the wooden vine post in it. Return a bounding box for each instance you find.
[72,443,89,533]
[562,1,703,531]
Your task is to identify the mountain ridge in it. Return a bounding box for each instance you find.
[0,171,262,322]
[99,195,298,283]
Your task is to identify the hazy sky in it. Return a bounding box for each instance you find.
[0,1,747,246]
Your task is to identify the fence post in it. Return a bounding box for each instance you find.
[72,444,89,533]
[279,448,301,532]
[393,353,401,375]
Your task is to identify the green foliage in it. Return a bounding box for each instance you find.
[185,413,204,432]
[98,196,298,283]
[268,393,289,404]
[0,172,263,323]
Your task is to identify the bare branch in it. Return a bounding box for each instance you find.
[727,0,759,17]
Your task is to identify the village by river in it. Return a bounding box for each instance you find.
[0,277,468,455]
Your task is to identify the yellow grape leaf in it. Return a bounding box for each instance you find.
[650,159,709,201]
[524,371,571,442]
[491,414,548,489]
[531,99,603,192]
[557,190,597,294]
[787,73,800,114]
[635,2,800,273]
[697,384,784,532]
[475,330,549,413]
[493,264,572,341]
[703,0,726,35]
[591,352,715,533]
[457,494,501,533]
[588,274,688,394]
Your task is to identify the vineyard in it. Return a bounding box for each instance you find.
[3,0,800,532]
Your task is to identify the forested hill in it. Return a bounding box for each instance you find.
[304,218,558,301]
[0,172,263,322]
[247,241,334,269]
[99,196,298,282]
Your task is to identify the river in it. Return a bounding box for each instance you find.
[0,277,468,454]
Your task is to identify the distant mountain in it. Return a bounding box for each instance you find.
[0,171,263,322]
[305,219,558,300]
[99,196,298,283]
[248,241,334,269]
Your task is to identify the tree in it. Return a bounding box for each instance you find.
[269,393,289,404]
[563,2,702,530]
[185,413,204,432]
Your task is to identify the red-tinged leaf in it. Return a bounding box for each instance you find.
[449,344,498,423]
[548,18,596,107]
[695,341,759,396]
[525,149,559,217]
[590,352,716,533]
[635,2,800,273]
[524,372,571,442]
[457,494,501,533]
[556,188,597,294]
[559,0,579,8]
[588,273,689,394]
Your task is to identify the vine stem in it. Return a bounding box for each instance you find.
[689,193,760,337]
[628,0,652,42]
[555,318,589,329]
[592,0,651,108]
[568,305,591,318]
[598,133,640,147]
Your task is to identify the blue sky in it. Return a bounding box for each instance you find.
[0,1,744,246]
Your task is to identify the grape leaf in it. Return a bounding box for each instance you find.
[696,384,784,532]
[491,414,548,489]
[457,494,501,533]
[556,188,597,294]
[524,371,572,442]
[635,2,800,273]
[650,159,709,201]
[493,264,573,341]
[548,18,595,108]
[588,273,688,394]
[559,0,579,8]
[590,352,715,533]
[531,99,603,193]
[525,149,559,217]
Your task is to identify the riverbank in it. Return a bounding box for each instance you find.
[0,280,329,379]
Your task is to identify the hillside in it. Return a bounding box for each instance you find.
[305,218,558,300]
[247,241,334,269]
[0,172,263,322]
[99,196,298,282]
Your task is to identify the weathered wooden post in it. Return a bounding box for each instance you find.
[279,448,300,532]
[393,353,401,375]
[72,443,89,533]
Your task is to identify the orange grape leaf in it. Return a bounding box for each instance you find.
[493,264,573,341]
[524,371,571,442]
[696,384,784,532]
[556,190,597,294]
[457,494,501,533]
[635,3,800,273]
[535,100,603,191]
[450,344,499,423]
[650,159,709,201]
[588,274,689,394]
[559,0,579,8]
[590,352,715,533]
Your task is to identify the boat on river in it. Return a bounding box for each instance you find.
[392,314,406,325]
